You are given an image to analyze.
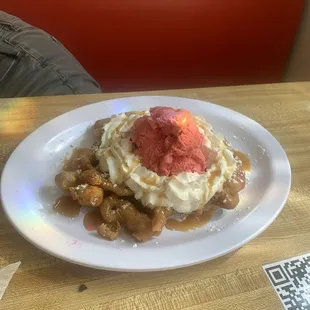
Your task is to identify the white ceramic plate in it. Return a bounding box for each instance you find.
[1,96,291,271]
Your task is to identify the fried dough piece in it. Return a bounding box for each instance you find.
[123,206,153,242]
[63,148,97,171]
[101,178,134,196]
[99,195,125,223]
[99,195,153,242]
[211,191,240,210]
[224,168,246,195]
[55,171,78,192]
[79,169,134,196]
[126,196,153,215]
[79,169,102,186]
[69,184,103,207]
[93,118,111,139]
[211,167,245,210]
[152,207,172,236]
[97,221,121,241]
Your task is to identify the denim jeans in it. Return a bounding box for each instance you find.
[0,11,102,98]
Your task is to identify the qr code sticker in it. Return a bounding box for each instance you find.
[264,253,310,310]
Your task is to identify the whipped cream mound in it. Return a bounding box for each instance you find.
[96,111,237,213]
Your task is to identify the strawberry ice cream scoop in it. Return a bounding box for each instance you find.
[130,107,214,176]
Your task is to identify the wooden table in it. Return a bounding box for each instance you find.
[1,82,309,310]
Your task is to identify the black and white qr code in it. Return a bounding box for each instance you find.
[264,253,310,310]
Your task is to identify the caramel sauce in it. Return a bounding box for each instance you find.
[115,122,123,134]
[106,150,113,157]
[53,196,81,217]
[209,169,221,184]
[165,208,216,232]
[233,151,251,171]
[139,175,158,193]
[140,175,157,187]
[83,210,103,231]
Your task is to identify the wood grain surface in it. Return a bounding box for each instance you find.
[1,82,310,310]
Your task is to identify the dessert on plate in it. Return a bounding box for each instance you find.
[54,106,250,242]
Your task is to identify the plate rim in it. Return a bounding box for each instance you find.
[0,95,291,271]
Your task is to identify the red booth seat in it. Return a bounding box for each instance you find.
[1,1,305,91]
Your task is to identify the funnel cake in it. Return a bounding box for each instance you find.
[54,107,250,242]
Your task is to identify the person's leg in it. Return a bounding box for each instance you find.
[0,11,101,98]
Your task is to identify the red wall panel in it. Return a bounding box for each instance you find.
[1,1,305,91]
